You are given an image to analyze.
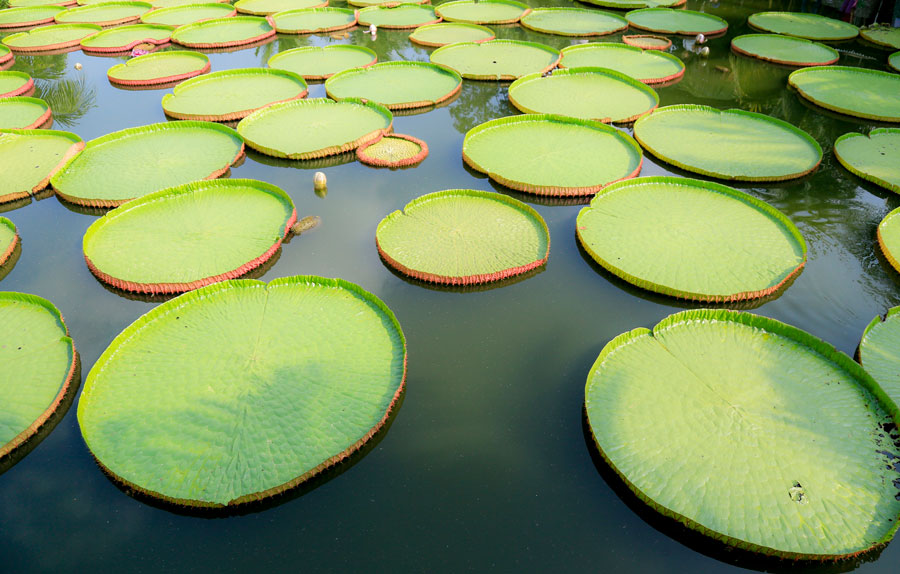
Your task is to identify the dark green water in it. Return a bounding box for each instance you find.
[2,0,900,571]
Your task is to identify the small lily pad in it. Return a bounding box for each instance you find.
[890,51,899,73]
[268,45,376,80]
[270,7,356,34]
[621,34,671,50]
[107,50,210,86]
[357,133,427,167]
[0,96,52,129]
[0,129,83,204]
[408,22,493,47]
[430,39,560,81]
[520,8,627,37]
[834,128,900,193]
[325,61,460,110]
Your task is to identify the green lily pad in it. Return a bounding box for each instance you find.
[10,0,76,6]
[151,0,228,6]
[890,51,900,73]
[50,121,243,208]
[435,0,530,24]
[376,189,549,285]
[161,68,308,122]
[625,8,728,36]
[861,25,900,50]
[270,7,356,34]
[576,0,683,8]
[860,307,900,407]
[576,176,806,301]
[520,8,627,37]
[325,61,460,110]
[748,11,859,41]
[356,133,427,167]
[0,5,66,28]
[462,114,643,196]
[140,3,236,26]
[237,97,392,159]
[0,23,102,52]
[1,292,76,459]
[731,34,839,67]
[560,42,684,84]
[0,217,19,267]
[834,129,900,193]
[83,179,296,294]
[878,207,900,274]
[347,0,427,6]
[171,15,275,48]
[0,129,83,204]
[54,2,152,26]
[633,105,822,181]
[80,23,173,53]
[430,39,560,81]
[107,50,210,86]
[234,0,324,16]
[357,4,439,28]
[0,96,51,129]
[77,275,406,507]
[508,67,658,124]
[788,66,900,123]
[586,309,900,559]
[0,46,12,66]
[268,45,376,80]
[621,34,671,50]
[0,71,33,98]
[408,22,493,47]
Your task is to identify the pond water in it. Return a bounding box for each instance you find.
[2,0,900,571]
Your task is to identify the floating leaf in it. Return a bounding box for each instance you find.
[878,207,900,274]
[0,70,33,98]
[559,43,683,84]
[625,8,727,35]
[357,4,439,29]
[0,46,12,67]
[577,0,683,8]
[139,3,236,26]
[861,25,900,50]
[325,61,460,110]
[80,23,174,53]
[408,22,493,47]
[748,11,859,41]
[0,96,51,129]
[0,129,83,204]
[0,217,18,267]
[1,23,102,52]
[268,45,375,80]
[520,7,627,37]
[434,0,529,24]
[860,307,900,407]
[107,50,209,86]
[234,0,324,16]
[891,52,899,73]
[170,15,275,49]
[270,7,355,34]
[621,34,671,50]
[731,34,839,67]
[430,39,559,81]
[788,66,900,123]
[0,5,66,27]
[357,133,427,167]
[835,129,900,193]
[54,2,152,26]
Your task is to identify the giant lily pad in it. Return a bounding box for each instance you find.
[462,114,642,196]
[1,292,76,459]
[83,179,296,294]
[234,0,324,16]
[0,96,51,129]
[51,121,243,208]
[788,66,900,123]
[268,45,376,80]
[0,217,19,267]
[237,97,392,159]
[376,189,549,285]
[861,25,900,50]
[633,105,822,181]
[270,7,355,34]
[107,50,210,86]
[891,52,900,73]
[860,307,900,405]
[520,8,627,37]
[586,309,900,559]
[878,207,900,274]
[834,129,900,193]
[161,68,308,122]
[325,61,459,110]
[508,67,658,124]
[0,129,83,204]
[625,8,728,36]
[408,22,493,47]
[0,5,66,27]
[430,39,560,81]
[139,3,236,25]
[577,176,806,301]
[77,275,406,507]
[347,0,427,6]
[171,15,275,48]
[434,0,529,24]
[0,71,33,98]
[0,23,102,52]
[577,0,683,8]
[0,46,12,67]
[10,0,76,6]
[150,0,229,6]
[357,4,439,28]
[559,43,684,84]
[748,11,859,41]
[731,34,839,67]
[54,2,152,26]
[80,23,173,53]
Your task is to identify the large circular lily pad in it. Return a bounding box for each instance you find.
[879,207,900,275]
[270,7,355,34]
[171,15,275,48]
[237,97,392,159]
[434,0,529,24]
[560,42,684,84]
[107,50,209,86]
[347,0,427,6]
[162,68,308,122]
[1,292,76,459]
[0,129,83,204]
[0,96,51,129]
[430,39,560,81]
[54,2,152,26]
[376,189,549,285]
[577,0,684,8]
[508,67,658,124]
[860,306,900,406]
[357,4,439,28]
[234,0,324,16]
[150,0,229,6]
[633,105,822,181]
[408,22,493,47]
[0,23,102,52]
[576,176,806,301]
[83,179,296,294]
[51,121,244,208]
[462,114,643,196]
[861,25,900,50]
[586,308,900,559]
[325,61,460,110]
[268,45,376,80]
[0,217,19,267]
[520,7,627,37]
[834,129,899,193]
[731,34,839,67]
[139,3,236,25]
[788,66,900,122]
[748,11,859,41]
[80,23,173,53]
[0,46,12,67]
[626,8,728,35]
[77,275,406,508]
[0,71,34,98]
[11,0,76,6]
[0,5,66,28]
